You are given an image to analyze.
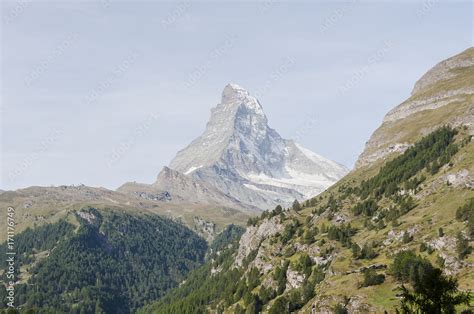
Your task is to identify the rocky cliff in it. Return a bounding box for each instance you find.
[356,47,474,169]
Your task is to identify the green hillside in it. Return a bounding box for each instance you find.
[141,125,473,313]
[0,208,208,313]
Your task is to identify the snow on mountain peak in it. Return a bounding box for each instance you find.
[170,84,269,173]
[222,83,249,101]
[220,83,265,117]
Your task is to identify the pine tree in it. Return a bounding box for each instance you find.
[292,200,302,211]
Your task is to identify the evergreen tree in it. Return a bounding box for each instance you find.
[292,200,302,211]
[392,251,471,313]
[456,232,471,260]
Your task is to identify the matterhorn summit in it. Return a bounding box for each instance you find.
[156,83,348,210]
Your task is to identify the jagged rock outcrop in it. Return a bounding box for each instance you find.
[286,268,305,289]
[310,295,371,314]
[428,235,462,275]
[445,169,474,188]
[134,191,171,201]
[76,211,97,224]
[193,217,217,242]
[234,216,284,267]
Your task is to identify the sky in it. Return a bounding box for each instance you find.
[1,0,473,191]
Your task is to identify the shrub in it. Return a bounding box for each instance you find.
[303,229,316,245]
[293,253,313,277]
[351,243,361,258]
[457,232,471,260]
[327,223,357,247]
[456,199,474,221]
[402,232,413,244]
[427,245,435,254]
[283,246,296,257]
[273,260,289,295]
[437,255,445,267]
[258,286,276,304]
[419,242,427,252]
[391,250,424,282]
[361,269,385,287]
[333,304,348,314]
[456,198,474,237]
[268,296,288,314]
[360,242,378,259]
[352,242,378,259]
[438,227,444,237]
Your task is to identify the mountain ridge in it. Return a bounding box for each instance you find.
[356,47,474,169]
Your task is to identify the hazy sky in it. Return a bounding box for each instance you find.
[1,1,472,191]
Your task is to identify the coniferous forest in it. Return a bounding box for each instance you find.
[0,208,208,313]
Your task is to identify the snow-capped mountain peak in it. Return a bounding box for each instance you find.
[170,83,272,174]
[163,84,348,210]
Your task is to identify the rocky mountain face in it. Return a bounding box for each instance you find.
[143,47,474,314]
[356,47,474,169]
[159,83,347,210]
[152,166,246,209]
